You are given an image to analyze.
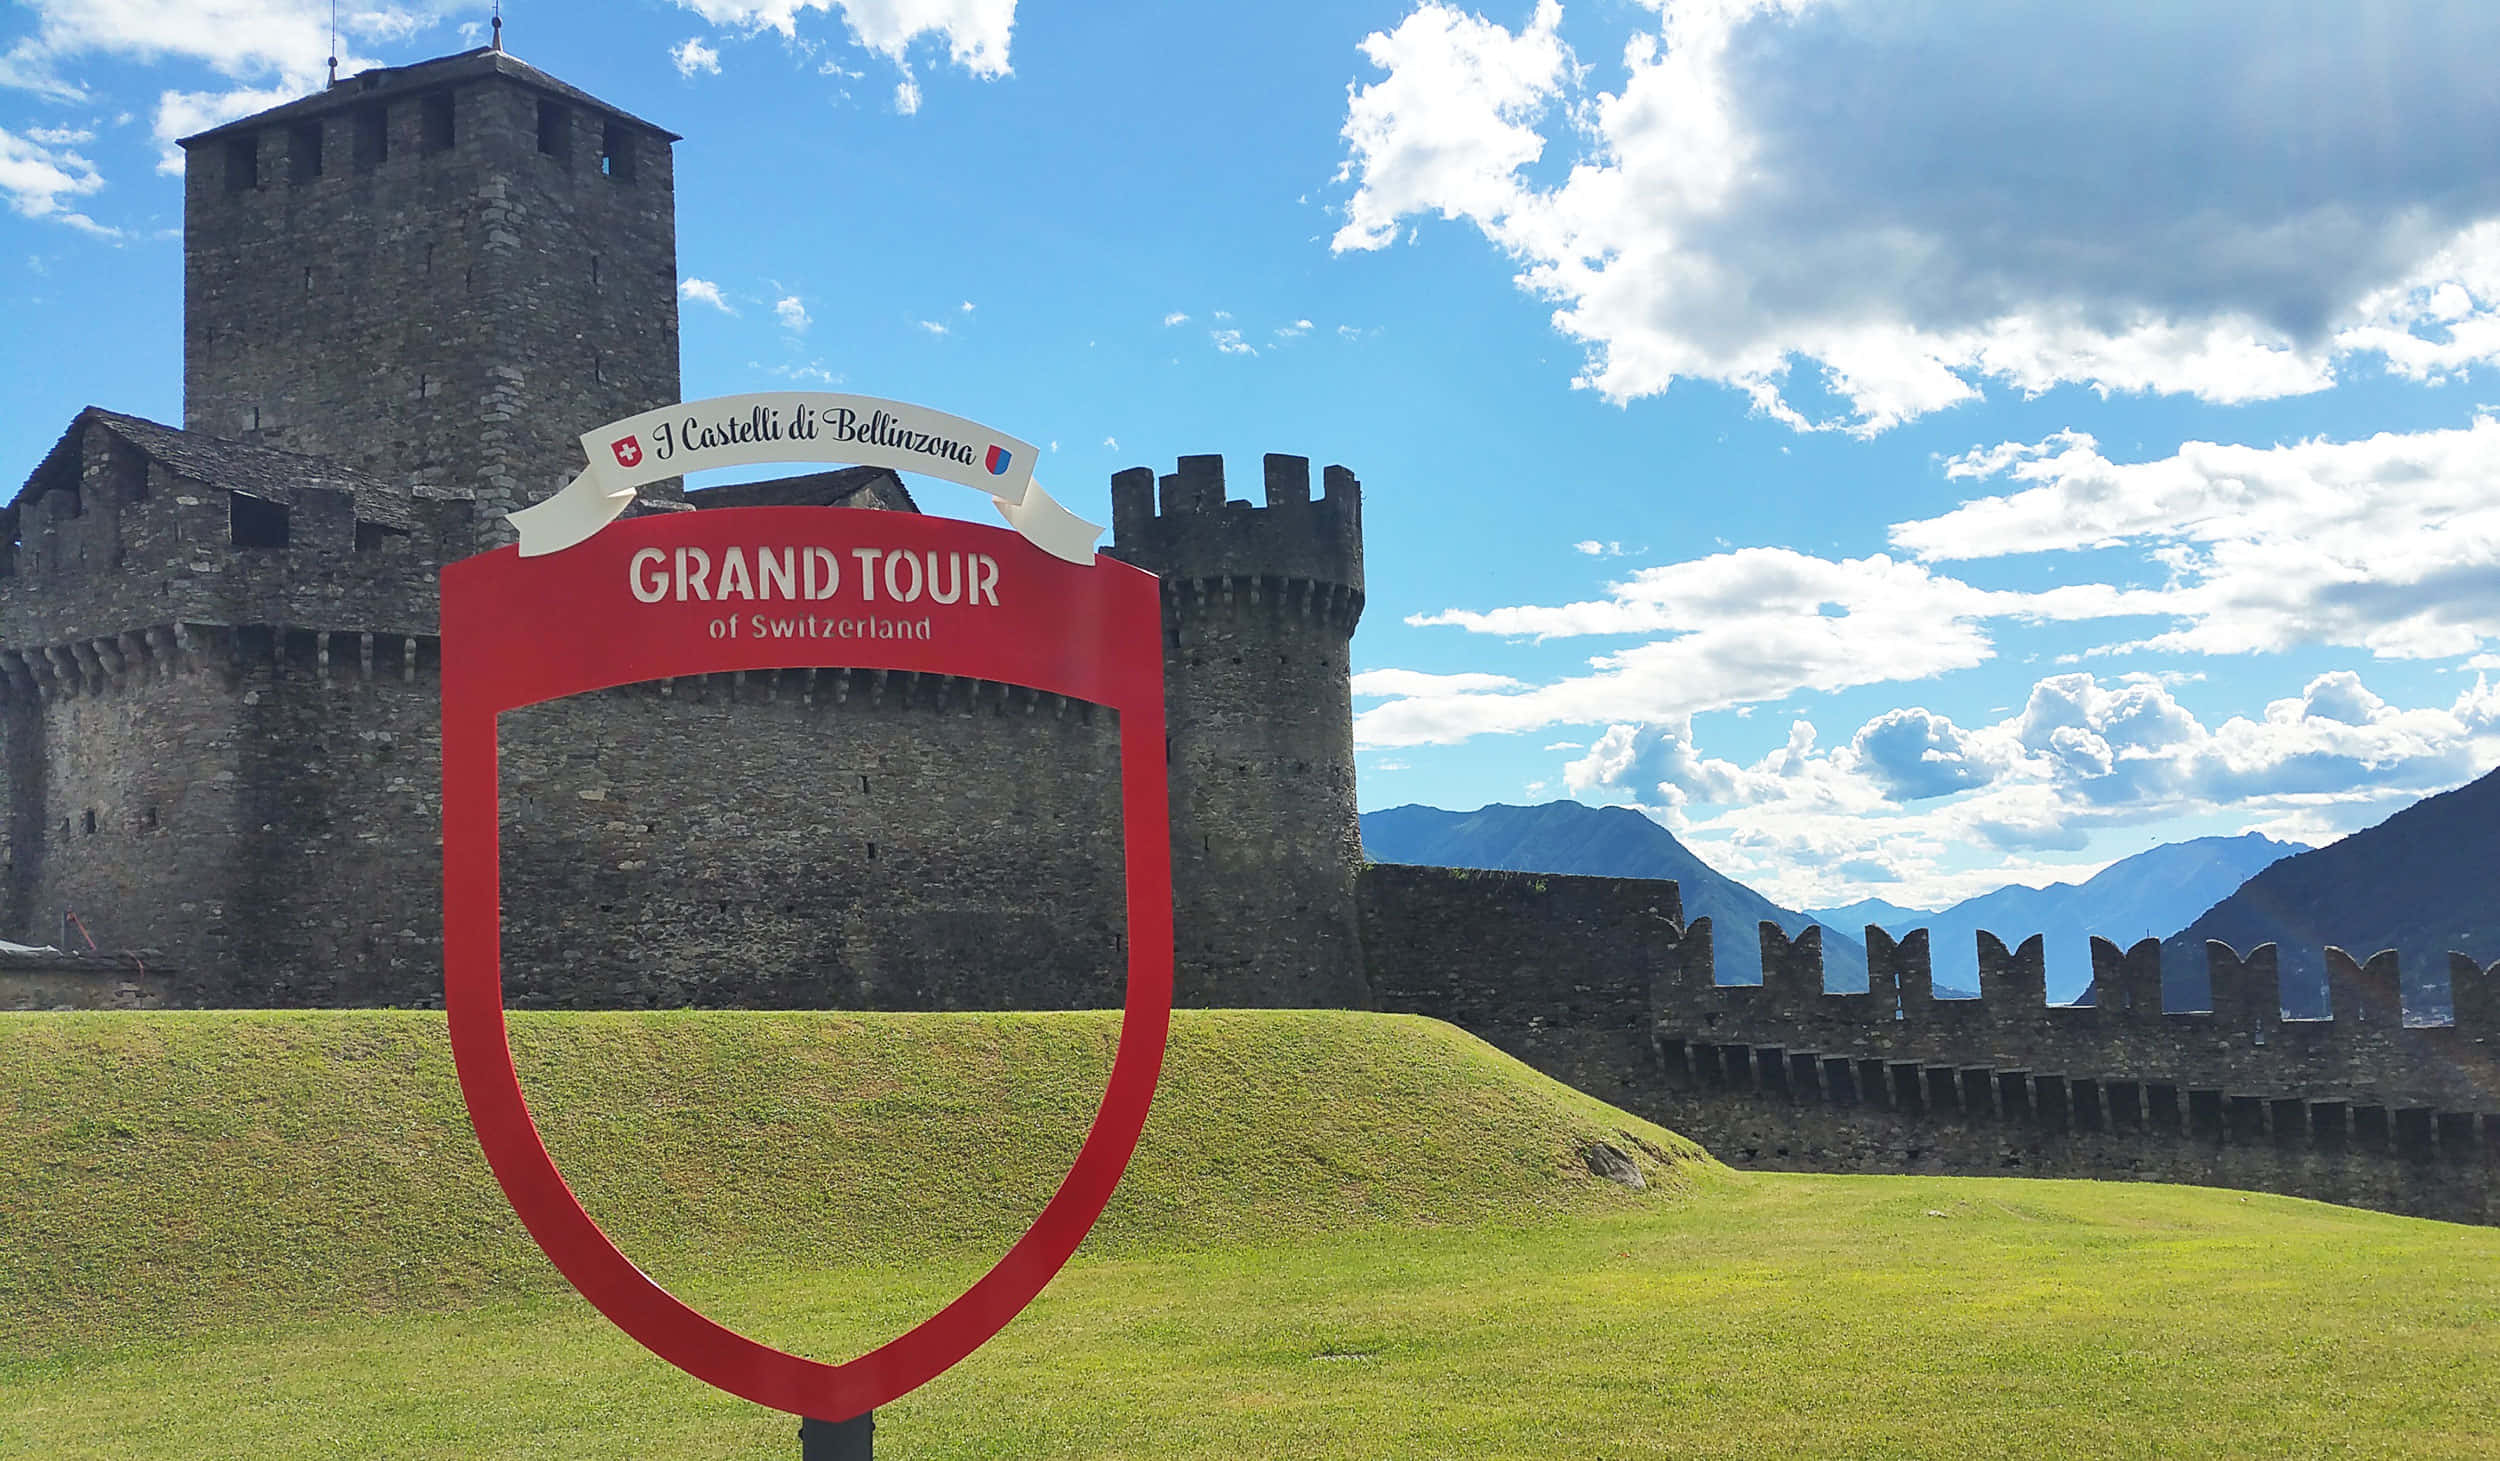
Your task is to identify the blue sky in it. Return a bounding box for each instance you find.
[3,0,2497,912]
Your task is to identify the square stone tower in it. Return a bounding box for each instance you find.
[177,47,683,524]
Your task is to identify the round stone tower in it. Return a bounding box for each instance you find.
[1108,452,1369,1009]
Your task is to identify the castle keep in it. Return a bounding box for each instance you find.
[3,50,2492,1225]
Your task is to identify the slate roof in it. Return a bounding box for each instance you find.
[12,408,419,530]
[177,47,680,147]
[688,467,922,514]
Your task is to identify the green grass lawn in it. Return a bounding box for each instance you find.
[5,1010,2498,1458]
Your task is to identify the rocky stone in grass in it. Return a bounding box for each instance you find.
[1581,1140,1646,1190]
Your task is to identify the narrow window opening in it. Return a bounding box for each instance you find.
[866,841,877,861]
[303,266,314,294]
[288,121,322,183]
[420,90,455,153]
[590,254,600,288]
[536,99,568,160]
[82,810,98,835]
[141,806,158,830]
[600,121,635,181]
[224,135,258,192]
[250,406,261,431]
[230,492,291,548]
[859,773,870,793]
[353,104,387,171]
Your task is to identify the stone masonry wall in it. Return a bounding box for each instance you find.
[493,670,1128,1012]
[1111,454,1368,1008]
[10,657,244,971]
[1362,864,1680,1105]
[221,633,446,1006]
[1656,917,2500,1112]
[1361,871,2498,1224]
[0,953,172,1011]
[1643,1040,2497,1226]
[0,421,455,657]
[183,57,680,524]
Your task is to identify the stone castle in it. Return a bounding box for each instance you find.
[2,49,2492,1225]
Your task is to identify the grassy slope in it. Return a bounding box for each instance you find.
[0,1009,1700,1349]
[8,1179,2498,1458]
[7,1010,2500,1458]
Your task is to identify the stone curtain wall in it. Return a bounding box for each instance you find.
[1656,918,2500,1111]
[220,636,446,1006]
[1641,915,2496,1221]
[1360,864,1680,1105]
[7,659,245,971]
[1361,875,2498,1223]
[1647,1058,2497,1225]
[494,671,1128,1012]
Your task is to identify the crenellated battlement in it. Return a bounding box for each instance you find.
[1108,453,1364,634]
[1656,916,2499,1109]
[177,47,681,521]
[0,410,469,656]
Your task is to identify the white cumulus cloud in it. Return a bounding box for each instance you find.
[669,0,1013,116]
[0,2,467,171]
[0,123,113,234]
[1333,0,2500,433]
[671,0,1014,77]
[671,38,723,76]
[1563,669,2500,908]
[1899,417,2500,661]
[678,277,736,314]
[1361,545,2164,749]
[775,295,811,332]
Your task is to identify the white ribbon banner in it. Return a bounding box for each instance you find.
[507,392,1101,564]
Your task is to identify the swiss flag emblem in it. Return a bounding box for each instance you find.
[610,435,643,469]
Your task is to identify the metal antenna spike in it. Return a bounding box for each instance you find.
[492,1,503,51]
[327,0,339,84]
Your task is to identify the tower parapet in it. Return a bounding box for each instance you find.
[177,47,681,527]
[1109,453,1368,1008]
[1110,452,1363,616]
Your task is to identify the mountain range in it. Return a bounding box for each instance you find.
[1364,763,2500,1019]
[1361,802,2308,1003]
[1807,833,2307,1004]
[2162,765,2500,1021]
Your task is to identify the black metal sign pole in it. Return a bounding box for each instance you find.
[800,1411,873,1458]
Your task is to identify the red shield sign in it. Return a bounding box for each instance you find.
[439,506,1173,1421]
